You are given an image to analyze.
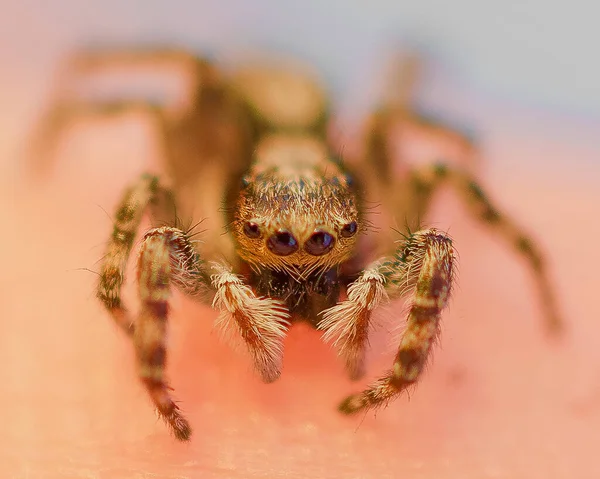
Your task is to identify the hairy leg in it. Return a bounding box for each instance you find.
[211,263,290,383]
[135,227,208,440]
[96,173,173,334]
[133,228,289,440]
[407,163,563,333]
[319,267,388,380]
[97,174,291,439]
[320,229,455,411]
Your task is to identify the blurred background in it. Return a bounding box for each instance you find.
[2,0,599,170]
[1,1,599,478]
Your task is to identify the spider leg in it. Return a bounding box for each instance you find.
[28,45,216,175]
[98,174,290,439]
[211,263,290,383]
[319,266,388,380]
[132,229,289,440]
[97,173,174,334]
[29,97,169,176]
[320,229,455,411]
[407,163,564,334]
[362,53,477,177]
[62,45,207,71]
[135,227,208,441]
[356,54,477,253]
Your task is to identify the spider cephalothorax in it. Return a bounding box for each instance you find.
[233,134,360,281]
[33,46,563,441]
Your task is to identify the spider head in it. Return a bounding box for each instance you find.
[232,135,361,280]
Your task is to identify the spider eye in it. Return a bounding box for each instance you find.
[305,230,335,256]
[344,173,354,187]
[243,221,261,238]
[341,221,358,238]
[267,230,299,256]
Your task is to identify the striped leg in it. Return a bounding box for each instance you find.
[133,229,289,440]
[96,173,175,334]
[95,175,204,440]
[320,229,455,412]
[408,163,563,333]
[97,175,289,440]
[135,227,209,441]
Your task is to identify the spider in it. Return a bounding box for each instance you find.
[33,46,563,441]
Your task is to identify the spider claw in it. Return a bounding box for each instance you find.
[159,405,192,441]
[338,394,366,415]
[259,367,281,384]
[170,414,192,441]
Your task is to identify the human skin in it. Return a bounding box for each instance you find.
[1,79,599,478]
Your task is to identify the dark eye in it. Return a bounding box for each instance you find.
[305,230,335,256]
[267,230,299,256]
[344,173,354,187]
[341,221,358,238]
[243,222,261,238]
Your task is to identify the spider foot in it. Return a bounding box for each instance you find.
[152,393,192,441]
[338,394,367,415]
[163,407,192,442]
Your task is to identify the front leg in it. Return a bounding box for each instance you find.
[134,227,289,441]
[135,227,205,441]
[97,174,289,440]
[319,229,455,412]
[211,263,290,383]
[97,173,173,334]
[319,267,388,380]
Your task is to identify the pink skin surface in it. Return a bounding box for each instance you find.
[1,63,600,478]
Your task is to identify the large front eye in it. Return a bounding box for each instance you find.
[305,230,335,256]
[267,230,299,256]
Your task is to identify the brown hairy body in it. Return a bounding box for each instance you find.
[32,46,562,441]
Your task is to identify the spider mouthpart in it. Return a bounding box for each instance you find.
[243,221,261,238]
[267,230,299,256]
[305,230,335,256]
[341,221,358,237]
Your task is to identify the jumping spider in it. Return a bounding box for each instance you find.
[34,47,562,441]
